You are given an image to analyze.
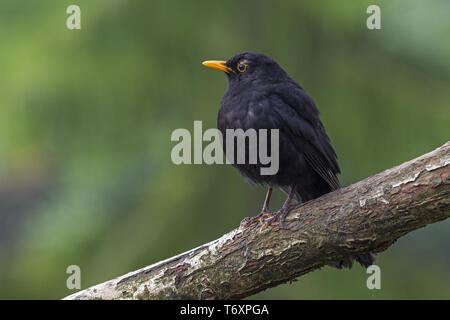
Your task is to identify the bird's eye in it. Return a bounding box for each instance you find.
[237,62,248,73]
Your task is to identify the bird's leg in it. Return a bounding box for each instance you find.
[265,185,297,225]
[241,187,273,227]
[261,187,273,213]
[279,186,296,219]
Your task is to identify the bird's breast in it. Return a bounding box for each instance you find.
[218,92,271,132]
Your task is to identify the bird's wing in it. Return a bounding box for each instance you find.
[268,84,341,190]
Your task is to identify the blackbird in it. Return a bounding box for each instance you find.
[203,52,374,268]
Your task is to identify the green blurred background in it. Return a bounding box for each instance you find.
[0,0,449,299]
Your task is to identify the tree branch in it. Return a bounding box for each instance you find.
[64,142,450,300]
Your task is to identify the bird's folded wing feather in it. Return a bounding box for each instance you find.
[268,85,341,190]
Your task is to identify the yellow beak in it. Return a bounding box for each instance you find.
[202,60,232,73]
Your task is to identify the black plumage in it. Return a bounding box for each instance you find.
[203,52,374,269]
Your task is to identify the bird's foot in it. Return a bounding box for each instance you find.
[241,209,274,228]
[241,204,296,230]
[262,204,296,228]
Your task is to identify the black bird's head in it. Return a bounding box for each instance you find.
[202,52,289,86]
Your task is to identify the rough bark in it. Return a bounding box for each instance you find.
[65,142,450,300]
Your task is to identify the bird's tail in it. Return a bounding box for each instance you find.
[328,253,376,269]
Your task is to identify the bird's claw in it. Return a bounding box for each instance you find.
[241,210,273,228]
[242,204,295,231]
[261,204,295,228]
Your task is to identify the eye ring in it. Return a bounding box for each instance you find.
[237,62,248,73]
